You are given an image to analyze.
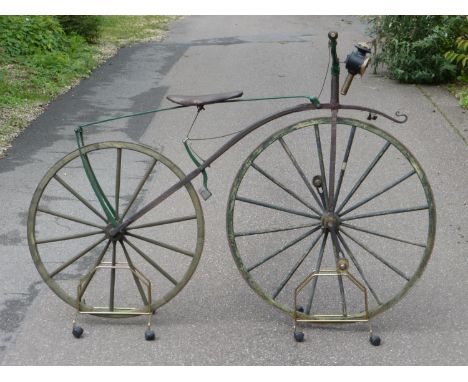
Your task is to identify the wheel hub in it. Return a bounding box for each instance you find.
[105,224,126,242]
[321,212,341,230]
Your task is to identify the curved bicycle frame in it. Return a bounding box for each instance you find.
[73,32,408,237]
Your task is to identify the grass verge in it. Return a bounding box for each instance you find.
[447,82,468,109]
[0,15,178,157]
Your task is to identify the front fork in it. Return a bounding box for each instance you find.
[328,31,340,212]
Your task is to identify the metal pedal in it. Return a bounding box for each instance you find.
[199,186,212,201]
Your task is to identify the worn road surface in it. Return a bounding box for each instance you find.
[0,16,466,365]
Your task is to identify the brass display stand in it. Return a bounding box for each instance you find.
[72,261,155,341]
[293,259,381,346]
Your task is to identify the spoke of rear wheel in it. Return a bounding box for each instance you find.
[340,170,416,217]
[120,158,157,221]
[305,231,329,315]
[126,215,197,231]
[247,225,322,272]
[49,236,107,278]
[340,229,411,281]
[109,242,117,311]
[80,240,112,296]
[235,196,320,220]
[120,240,150,306]
[54,175,107,222]
[36,229,105,245]
[235,222,319,237]
[333,126,356,208]
[314,124,329,209]
[341,205,429,222]
[126,232,194,258]
[341,223,426,248]
[336,141,391,214]
[251,162,322,215]
[278,137,324,210]
[330,230,348,316]
[37,207,105,229]
[272,231,323,299]
[123,238,178,285]
[336,232,382,305]
[115,148,122,219]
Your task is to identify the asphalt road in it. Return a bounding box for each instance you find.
[0,16,466,365]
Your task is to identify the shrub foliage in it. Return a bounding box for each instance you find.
[56,16,103,44]
[371,16,468,84]
[0,16,66,57]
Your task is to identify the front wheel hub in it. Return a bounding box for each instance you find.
[321,212,341,230]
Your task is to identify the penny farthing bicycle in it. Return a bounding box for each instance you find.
[27,32,435,344]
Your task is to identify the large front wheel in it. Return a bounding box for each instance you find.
[227,118,435,319]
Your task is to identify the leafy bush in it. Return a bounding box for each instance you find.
[370,16,468,84]
[57,16,103,44]
[0,16,66,57]
[445,36,468,82]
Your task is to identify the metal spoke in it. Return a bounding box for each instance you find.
[278,137,324,210]
[120,158,157,220]
[126,232,194,258]
[340,170,417,216]
[109,242,117,311]
[127,215,197,231]
[236,196,320,220]
[333,125,356,207]
[272,231,323,299]
[314,125,329,210]
[341,223,426,248]
[80,240,112,295]
[247,226,321,272]
[340,229,410,281]
[123,238,178,285]
[115,148,122,219]
[37,207,105,229]
[120,240,150,306]
[336,141,391,214]
[330,230,348,316]
[314,124,329,209]
[36,229,105,245]
[341,205,429,222]
[336,232,382,305]
[235,222,319,237]
[54,175,107,222]
[251,162,322,215]
[50,236,107,278]
[305,231,329,315]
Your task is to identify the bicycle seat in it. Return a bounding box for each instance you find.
[167,90,243,107]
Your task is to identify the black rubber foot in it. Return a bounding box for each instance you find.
[369,335,381,346]
[296,306,304,313]
[294,331,305,342]
[145,329,156,341]
[72,325,84,339]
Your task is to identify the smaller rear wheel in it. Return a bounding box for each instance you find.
[28,142,205,315]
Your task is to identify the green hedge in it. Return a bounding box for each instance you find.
[0,16,66,57]
[56,16,103,44]
[371,16,468,84]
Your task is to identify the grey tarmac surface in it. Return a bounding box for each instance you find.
[0,16,466,365]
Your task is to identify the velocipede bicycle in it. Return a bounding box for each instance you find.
[27,32,436,344]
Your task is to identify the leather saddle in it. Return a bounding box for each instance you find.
[167,90,243,107]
